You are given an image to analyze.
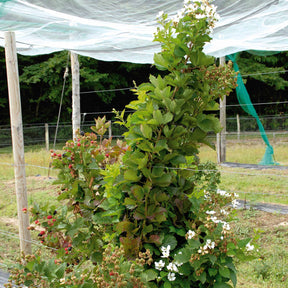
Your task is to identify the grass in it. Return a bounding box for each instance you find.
[233,209,288,287]
[0,139,287,286]
[199,140,288,165]
[199,140,288,205]
[0,175,59,267]
[0,145,60,180]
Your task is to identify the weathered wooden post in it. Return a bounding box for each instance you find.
[236,114,240,141]
[217,56,227,163]
[45,123,49,151]
[71,52,81,140]
[109,121,112,139]
[5,31,32,255]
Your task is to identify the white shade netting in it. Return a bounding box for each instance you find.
[0,0,288,63]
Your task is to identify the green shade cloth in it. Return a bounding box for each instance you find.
[227,53,278,165]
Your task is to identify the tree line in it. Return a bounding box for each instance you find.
[0,47,288,126]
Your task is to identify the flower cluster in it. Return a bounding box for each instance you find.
[150,185,256,287]
[157,0,220,36]
[154,245,183,282]
[186,229,196,240]
[198,239,216,254]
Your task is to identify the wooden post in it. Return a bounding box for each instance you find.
[108,121,112,139]
[45,123,49,151]
[5,32,32,255]
[71,52,80,140]
[217,57,226,163]
[236,114,240,140]
[216,133,221,163]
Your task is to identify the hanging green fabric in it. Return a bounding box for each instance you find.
[226,53,278,165]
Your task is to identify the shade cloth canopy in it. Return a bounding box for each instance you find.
[0,0,288,63]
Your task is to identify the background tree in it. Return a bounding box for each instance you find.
[228,51,288,117]
[1,48,288,126]
[0,48,154,125]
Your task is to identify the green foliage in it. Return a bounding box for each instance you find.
[238,52,288,91]
[19,51,125,105]
[29,117,128,268]
[6,245,149,288]
[8,51,132,123]
[19,51,72,121]
[6,117,149,287]
[187,160,221,192]
[112,1,253,287]
[114,0,235,251]
[0,48,8,113]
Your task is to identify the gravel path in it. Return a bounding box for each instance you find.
[0,270,9,288]
[221,162,288,170]
[237,200,288,214]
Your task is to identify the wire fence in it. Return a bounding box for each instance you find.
[0,113,287,149]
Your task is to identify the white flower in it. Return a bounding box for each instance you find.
[214,12,220,21]
[195,13,206,20]
[161,245,171,258]
[198,247,204,254]
[60,278,66,285]
[220,209,229,216]
[211,216,220,223]
[204,239,216,250]
[232,199,240,208]
[246,242,254,252]
[204,191,211,200]
[157,11,164,19]
[222,222,230,231]
[167,262,178,272]
[198,246,208,254]
[172,14,180,24]
[217,189,231,197]
[206,210,216,215]
[186,229,196,239]
[155,260,165,271]
[167,272,176,281]
[220,236,224,240]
